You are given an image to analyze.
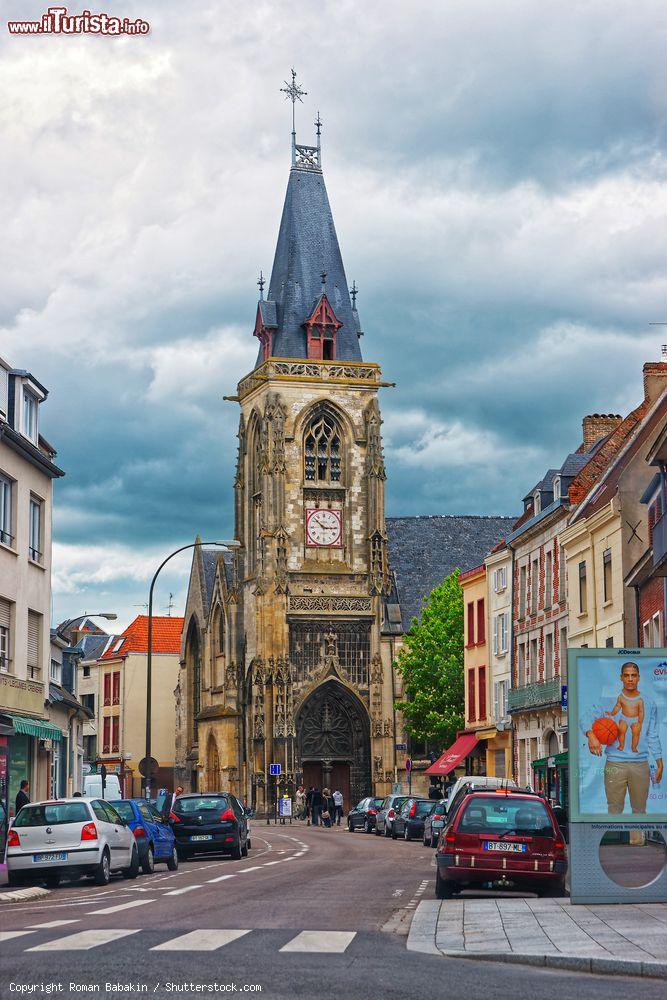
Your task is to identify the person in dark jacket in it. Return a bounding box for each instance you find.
[321,788,335,828]
[15,780,29,815]
[311,787,323,826]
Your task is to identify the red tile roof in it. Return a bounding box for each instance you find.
[100,615,184,660]
[568,401,650,505]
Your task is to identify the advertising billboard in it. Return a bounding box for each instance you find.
[569,648,667,823]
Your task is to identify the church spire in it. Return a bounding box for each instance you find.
[252,73,362,366]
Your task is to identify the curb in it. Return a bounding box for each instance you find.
[0,885,51,904]
[439,949,667,980]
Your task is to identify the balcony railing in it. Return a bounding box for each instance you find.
[508,677,561,713]
[653,512,667,575]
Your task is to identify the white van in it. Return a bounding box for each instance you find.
[444,775,519,813]
[83,773,122,800]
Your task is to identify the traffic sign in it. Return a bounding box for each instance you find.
[139,756,159,778]
[405,758,412,772]
[269,763,281,776]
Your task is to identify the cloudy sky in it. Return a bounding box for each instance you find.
[2,0,667,629]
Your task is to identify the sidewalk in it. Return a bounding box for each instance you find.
[407,897,667,978]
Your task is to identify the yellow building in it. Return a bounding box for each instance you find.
[94,615,183,795]
[461,564,497,775]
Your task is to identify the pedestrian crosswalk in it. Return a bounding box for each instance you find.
[6,927,359,955]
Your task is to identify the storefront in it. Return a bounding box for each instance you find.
[532,750,569,808]
[0,714,64,817]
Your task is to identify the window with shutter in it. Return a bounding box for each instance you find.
[0,598,9,672]
[103,716,111,753]
[467,668,476,722]
[112,671,121,705]
[476,599,485,644]
[492,615,498,656]
[27,610,41,675]
[103,673,111,706]
[478,666,487,720]
[0,597,10,629]
[112,717,119,752]
[493,681,499,719]
[466,602,475,647]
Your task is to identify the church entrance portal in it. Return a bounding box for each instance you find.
[296,680,371,812]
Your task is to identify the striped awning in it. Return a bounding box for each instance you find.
[2,713,63,741]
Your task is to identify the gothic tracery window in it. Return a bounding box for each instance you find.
[304,412,342,484]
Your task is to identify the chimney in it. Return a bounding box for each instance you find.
[643,349,667,404]
[582,413,623,450]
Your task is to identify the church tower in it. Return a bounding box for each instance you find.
[178,76,399,812]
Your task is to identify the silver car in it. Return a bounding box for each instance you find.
[7,798,139,888]
[374,794,409,837]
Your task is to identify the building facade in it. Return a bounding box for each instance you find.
[484,542,513,777]
[0,356,64,821]
[461,565,491,775]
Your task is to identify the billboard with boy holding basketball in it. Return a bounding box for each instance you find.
[574,655,665,819]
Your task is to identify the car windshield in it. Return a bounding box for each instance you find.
[415,801,434,816]
[458,797,554,836]
[433,801,447,816]
[174,796,229,814]
[14,802,90,827]
[111,801,135,822]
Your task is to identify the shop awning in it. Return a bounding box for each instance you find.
[2,713,63,741]
[425,733,478,775]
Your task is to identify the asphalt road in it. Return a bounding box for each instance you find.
[1,822,663,999]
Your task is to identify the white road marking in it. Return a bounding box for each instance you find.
[88,899,154,915]
[263,861,282,866]
[237,866,261,873]
[152,929,251,951]
[207,874,237,884]
[280,931,356,953]
[28,929,139,951]
[27,920,79,929]
[164,884,203,896]
[0,930,35,942]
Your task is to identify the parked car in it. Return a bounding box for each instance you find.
[435,790,567,898]
[392,797,435,841]
[374,794,409,837]
[444,776,518,814]
[6,798,139,887]
[423,798,447,847]
[111,798,178,874]
[169,792,249,860]
[347,796,385,833]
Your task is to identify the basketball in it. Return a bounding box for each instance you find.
[592,717,619,745]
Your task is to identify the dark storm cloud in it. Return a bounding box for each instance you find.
[1,0,666,626]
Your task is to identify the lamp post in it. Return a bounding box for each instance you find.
[58,612,118,641]
[144,540,239,798]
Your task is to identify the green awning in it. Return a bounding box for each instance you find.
[3,713,63,741]
[532,750,568,768]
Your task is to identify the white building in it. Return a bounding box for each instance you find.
[484,542,513,778]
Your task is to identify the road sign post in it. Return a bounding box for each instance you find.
[268,764,281,824]
[406,757,412,795]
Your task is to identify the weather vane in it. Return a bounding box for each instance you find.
[280,68,307,135]
[315,111,322,139]
[257,270,265,299]
[350,281,358,308]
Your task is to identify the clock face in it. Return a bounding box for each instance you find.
[306,507,343,547]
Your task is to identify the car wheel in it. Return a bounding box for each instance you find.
[404,825,411,841]
[43,872,61,888]
[364,819,372,834]
[94,849,111,886]
[247,839,252,851]
[123,845,140,879]
[423,834,429,847]
[347,819,354,833]
[241,837,248,858]
[167,846,179,871]
[375,823,382,836]
[384,824,391,838]
[538,878,566,898]
[230,841,242,861]
[391,826,398,840]
[435,868,456,899]
[142,845,155,875]
[176,848,190,861]
[431,835,438,849]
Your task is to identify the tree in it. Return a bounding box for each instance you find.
[395,569,464,749]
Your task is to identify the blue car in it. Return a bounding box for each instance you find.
[111,799,178,874]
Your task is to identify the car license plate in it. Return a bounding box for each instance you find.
[433,820,444,828]
[483,841,526,853]
[33,852,67,863]
[190,835,213,842]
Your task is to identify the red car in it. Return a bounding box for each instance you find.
[435,790,567,898]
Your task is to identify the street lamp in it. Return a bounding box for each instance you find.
[58,612,118,640]
[144,540,239,797]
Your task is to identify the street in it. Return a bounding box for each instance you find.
[1,825,665,999]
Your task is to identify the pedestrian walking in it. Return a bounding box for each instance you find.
[306,786,315,826]
[311,786,323,826]
[295,784,307,820]
[15,780,29,815]
[321,788,334,828]
[332,788,344,825]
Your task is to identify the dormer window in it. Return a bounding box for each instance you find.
[23,388,38,442]
[303,294,343,361]
[553,476,561,500]
[533,491,541,514]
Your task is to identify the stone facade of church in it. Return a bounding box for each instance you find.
[174,123,405,812]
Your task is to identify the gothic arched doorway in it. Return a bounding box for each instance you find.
[295,680,371,811]
[205,734,220,792]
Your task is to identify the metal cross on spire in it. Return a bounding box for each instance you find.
[257,270,265,300]
[320,270,327,288]
[350,281,358,308]
[280,68,307,135]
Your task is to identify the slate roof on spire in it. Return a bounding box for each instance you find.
[255,165,363,366]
